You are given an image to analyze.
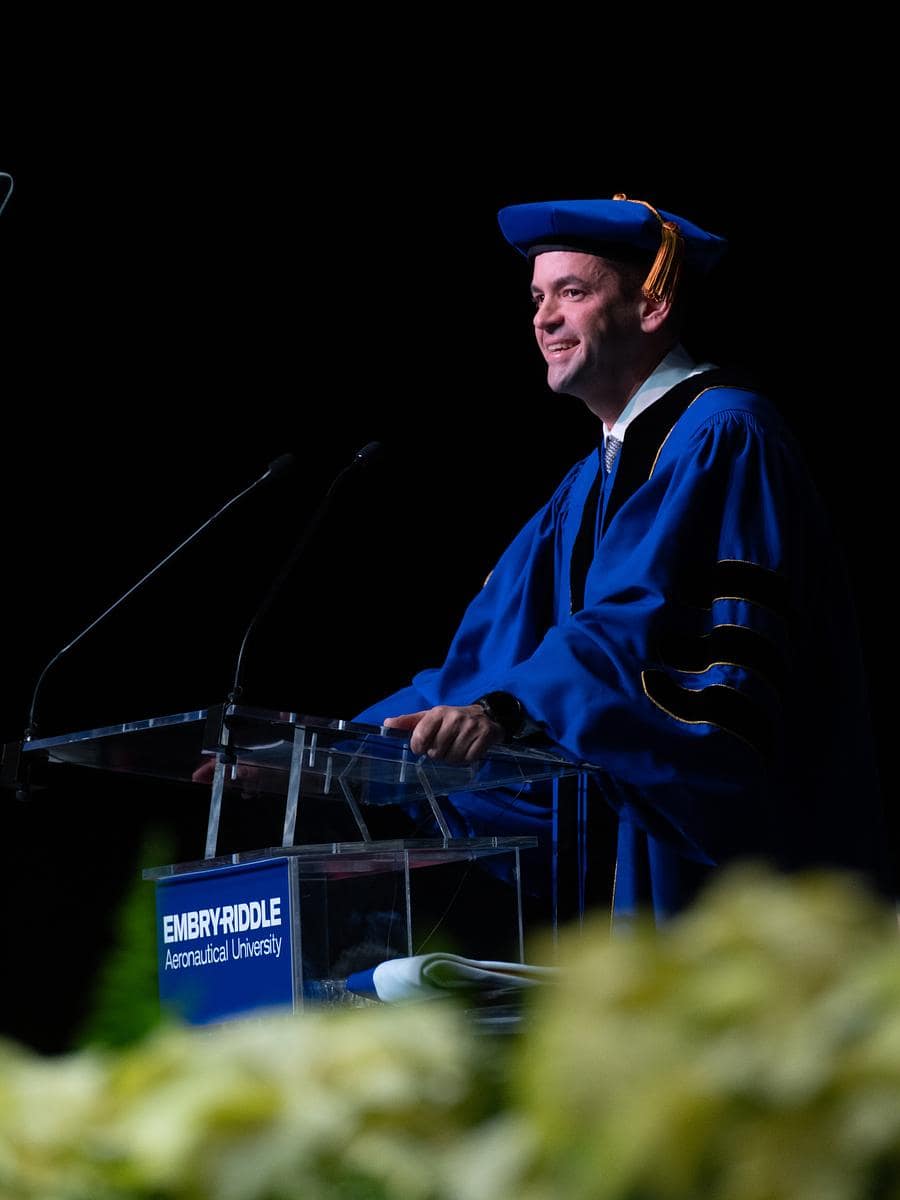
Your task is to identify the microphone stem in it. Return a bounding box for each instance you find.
[228,464,355,703]
[25,467,276,739]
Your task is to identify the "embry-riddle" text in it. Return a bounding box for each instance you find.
[163,898,282,944]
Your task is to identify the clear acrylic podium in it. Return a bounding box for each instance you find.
[5,704,582,1023]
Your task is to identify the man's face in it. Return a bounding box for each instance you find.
[530,251,644,400]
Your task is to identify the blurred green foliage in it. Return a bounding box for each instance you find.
[1,866,898,1199]
[77,830,174,1050]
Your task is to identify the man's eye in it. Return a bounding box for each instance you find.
[562,288,584,299]
[531,294,544,308]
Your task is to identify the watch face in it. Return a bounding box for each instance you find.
[479,692,524,739]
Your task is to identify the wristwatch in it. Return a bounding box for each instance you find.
[474,691,528,741]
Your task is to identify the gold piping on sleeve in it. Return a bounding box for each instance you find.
[718,557,784,575]
[669,620,784,652]
[658,622,785,690]
[641,670,761,754]
[712,594,786,616]
[664,659,780,693]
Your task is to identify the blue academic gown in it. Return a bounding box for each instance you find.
[356,374,889,921]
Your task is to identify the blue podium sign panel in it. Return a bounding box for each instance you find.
[156,858,295,1025]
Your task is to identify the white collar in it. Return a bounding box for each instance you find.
[605,344,716,443]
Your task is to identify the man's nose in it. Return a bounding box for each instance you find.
[533,297,562,331]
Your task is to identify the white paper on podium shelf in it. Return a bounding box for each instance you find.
[371,954,558,1002]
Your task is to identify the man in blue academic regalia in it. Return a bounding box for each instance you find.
[355,194,891,921]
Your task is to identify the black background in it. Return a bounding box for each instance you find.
[1,106,893,1050]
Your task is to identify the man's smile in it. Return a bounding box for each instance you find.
[545,339,579,357]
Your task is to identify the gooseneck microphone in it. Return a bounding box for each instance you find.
[23,453,296,742]
[0,172,13,217]
[227,441,383,704]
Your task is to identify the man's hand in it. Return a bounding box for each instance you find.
[382,705,504,764]
[191,757,261,796]
[191,758,217,785]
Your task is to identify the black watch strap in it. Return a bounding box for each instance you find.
[475,691,526,741]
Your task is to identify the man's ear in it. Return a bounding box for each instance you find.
[639,291,673,334]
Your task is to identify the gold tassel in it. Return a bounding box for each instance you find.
[612,193,684,305]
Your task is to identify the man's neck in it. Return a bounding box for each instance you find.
[603,344,713,440]
[581,344,674,428]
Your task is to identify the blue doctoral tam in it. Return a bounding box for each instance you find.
[497,196,727,273]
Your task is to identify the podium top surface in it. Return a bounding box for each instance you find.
[7,704,585,803]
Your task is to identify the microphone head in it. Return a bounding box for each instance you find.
[266,453,297,482]
[353,441,384,467]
